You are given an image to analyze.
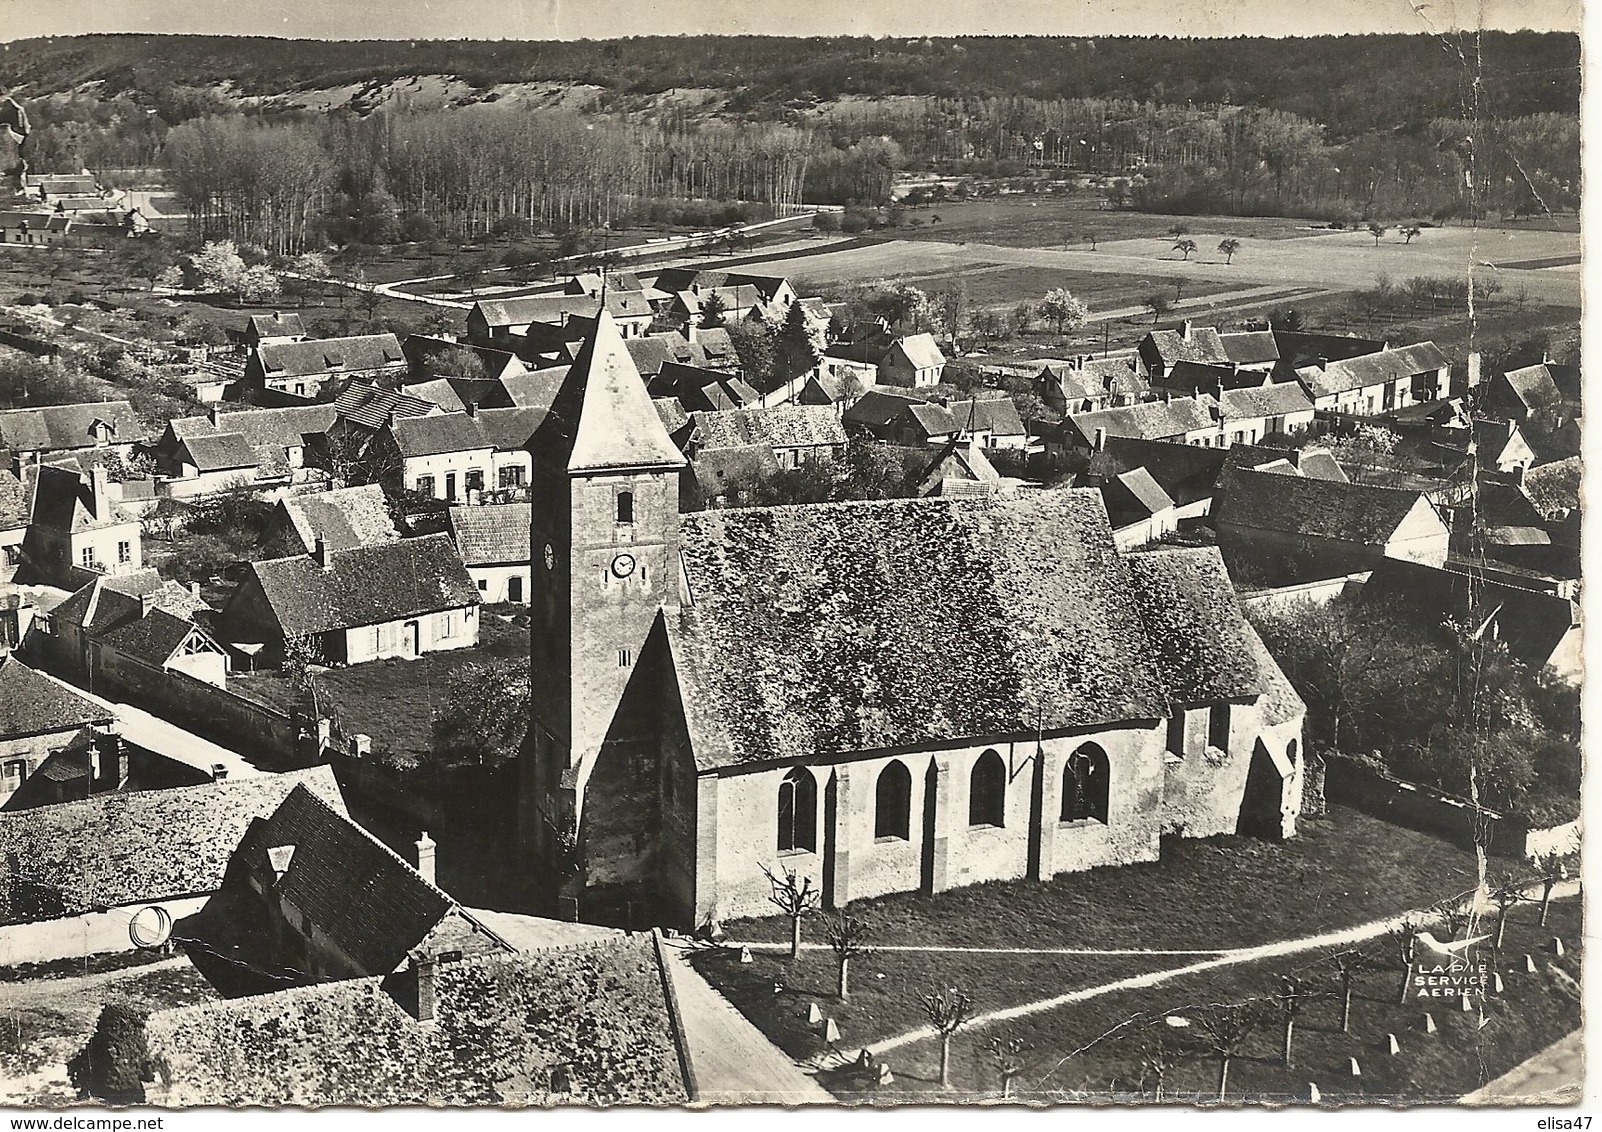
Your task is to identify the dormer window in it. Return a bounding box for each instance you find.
[616,490,634,525]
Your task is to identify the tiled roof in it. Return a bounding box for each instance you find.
[652,362,759,412]
[246,313,305,339]
[334,382,436,431]
[0,400,141,452]
[945,397,1026,436]
[1216,467,1436,544]
[0,658,111,741]
[49,571,208,635]
[390,412,492,458]
[1144,327,1230,366]
[1272,330,1387,367]
[1523,456,1580,519]
[1040,357,1145,401]
[1498,364,1563,411]
[210,404,338,450]
[1067,396,1218,444]
[474,406,543,451]
[93,607,217,669]
[473,294,601,329]
[0,467,26,528]
[401,377,466,412]
[691,405,846,451]
[1106,467,1175,518]
[890,333,946,371]
[919,439,1004,497]
[277,484,399,555]
[257,334,405,380]
[449,503,532,566]
[1240,621,1306,727]
[842,388,929,430]
[1097,437,1229,507]
[497,367,568,410]
[670,490,1172,768]
[146,933,688,1106]
[603,290,655,320]
[904,402,960,437]
[27,464,134,534]
[1220,382,1314,421]
[1219,331,1280,366]
[1125,547,1266,707]
[180,431,258,473]
[0,766,346,924]
[1296,342,1450,399]
[242,533,480,637]
[534,312,687,475]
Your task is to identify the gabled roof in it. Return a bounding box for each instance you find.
[1523,456,1580,519]
[691,405,847,451]
[1143,327,1230,366]
[1067,396,1218,444]
[1216,467,1439,544]
[449,503,531,566]
[334,381,437,431]
[94,607,222,669]
[1272,330,1387,367]
[473,406,544,451]
[625,332,737,378]
[1219,331,1280,366]
[670,491,1173,768]
[653,397,691,439]
[1097,437,1230,508]
[652,362,759,412]
[209,404,338,450]
[1497,364,1563,411]
[945,397,1026,436]
[1125,547,1267,706]
[0,400,141,452]
[239,533,480,638]
[179,431,258,473]
[146,932,688,1106]
[256,334,405,380]
[472,294,600,329]
[401,377,466,412]
[1220,382,1314,422]
[918,439,1005,497]
[1040,356,1147,403]
[276,485,399,555]
[48,570,208,636]
[0,658,112,741]
[1296,342,1450,399]
[246,313,305,340]
[674,285,760,317]
[842,388,929,430]
[1105,467,1175,519]
[497,366,568,409]
[903,401,960,438]
[0,467,27,528]
[27,463,133,533]
[0,766,345,924]
[888,332,945,370]
[534,311,687,475]
[390,412,492,458]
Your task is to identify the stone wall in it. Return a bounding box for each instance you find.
[1324,755,1524,856]
[0,897,208,967]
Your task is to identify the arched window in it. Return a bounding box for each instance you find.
[1287,739,1299,765]
[777,767,817,853]
[875,760,912,840]
[1061,744,1110,824]
[968,750,1006,828]
[616,490,634,525]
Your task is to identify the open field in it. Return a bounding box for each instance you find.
[893,196,1327,246]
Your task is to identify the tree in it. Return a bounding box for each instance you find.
[238,263,282,304]
[68,1004,155,1103]
[1218,238,1241,264]
[726,318,777,390]
[430,659,529,766]
[931,283,968,351]
[1011,301,1036,336]
[1171,275,1186,302]
[919,985,975,1087]
[1166,223,1190,239]
[1368,222,1388,246]
[823,908,872,1000]
[698,291,728,330]
[1271,975,1311,1067]
[291,251,332,305]
[987,1034,1029,1098]
[432,345,487,382]
[1532,851,1571,927]
[1487,872,1526,951]
[1039,287,1089,336]
[1402,225,1422,244]
[775,298,826,381]
[185,239,248,294]
[1327,947,1372,1033]
[1173,238,1197,261]
[1267,306,1305,332]
[1191,1001,1261,1100]
[1133,1026,1187,1102]
[1326,423,1401,483]
[761,862,818,959]
[1387,914,1426,1005]
[1083,230,1099,251]
[1143,293,1171,324]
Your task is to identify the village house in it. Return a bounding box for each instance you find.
[324,382,438,482]
[1293,341,1451,415]
[244,333,409,401]
[378,411,496,502]
[1270,330,1389,378]
[1483,360,1581,426]
[220,532,480,666]
[137,930,691,1106]
[0,400,144,463]
[401,335,530,397]
[1471,418,1538,474]
[566,269,665,304]
[1059,394,1223,455]
[816,339,885,393]
[466,294,654,349]
[649,362,760,413]
[204,403,339,484]
[1214,466,1451,583]
[679,445,782,511]
[17,465,142,589]
[0,765,345,966]
[179,783,513,998]
[32,568,210,677]
[472,407,542,494]
[1036,355,1149,416]
[943,397,1029,449]
[625,329,741,381]
[260,483,400,559]
[1217,382,1317,445]
[23,173,104,202]
[1090,437,1231,521]
[1101,467,1181,549]
[0,657,114,804]
[667,284,762,329]
[842,388,937,442]
[0,210,70,245]
[520,312,1305,930]
[689,405,847,469]
[652,268,798,320]
[1218,330,1281,374]
[877,332,947,389]
[0,467,27,584]
[147,418,263,497]
[448,502,532,604]
[1136,322,1232,382]
[242,312,308,348]
[917,438,1012,499]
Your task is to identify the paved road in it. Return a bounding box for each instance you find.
[1461,1030,1583,1104]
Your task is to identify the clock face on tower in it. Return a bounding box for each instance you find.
[543,543,556,570]
[611,553,636,579]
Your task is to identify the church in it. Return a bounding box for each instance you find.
[523,312,1306,929]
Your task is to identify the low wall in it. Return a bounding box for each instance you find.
[0,896,209,967]
[1324,756,1523,856]
[1239,573,1370,615]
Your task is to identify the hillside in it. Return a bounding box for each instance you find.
[0,32,1580,136]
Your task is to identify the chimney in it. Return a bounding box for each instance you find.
[211,763,228,781]
[311,536,331,571]
[464,400,478,419]
[139,590,157,616]
[1181,320,1193,341]
[390,951,438,1023]
[1466,350,1482,390]
[349,733,372,758]
[189,582,201,599]
[1511,463,1526,488]
[1092,427,1107,452]
[1285,448,1302,468]
[1505,419,1517,444]
[414,831,437,886]
[207,404,222,427]
[87,465,109,520]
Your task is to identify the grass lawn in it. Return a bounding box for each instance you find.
[692,808,1493,1091]
[892,197,1325,249]
[826,896,1582,1104]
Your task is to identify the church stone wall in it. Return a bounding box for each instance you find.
[1159,701,1304,839]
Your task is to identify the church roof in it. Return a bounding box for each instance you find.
[539,311,686,474]
[670,490,1177,768]
[1124,547,1267,707]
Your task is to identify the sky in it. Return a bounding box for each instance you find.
[0,0,1581,42]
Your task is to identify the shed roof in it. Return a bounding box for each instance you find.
[449,503,532,566]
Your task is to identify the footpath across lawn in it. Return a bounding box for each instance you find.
[691,807,1485,1084]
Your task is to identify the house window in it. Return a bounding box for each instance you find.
[416,474,435,497]
[777,767,817,853]
[445,473,458,502]
[875,760,912,840]
[466,470,484,493]
[294,383,306,397]
[1166,713,1185,757]
[117,541,131,564]
[80,547,95,568]
[440,612,455,639]
[968,750,1006,828]
[508,576,523,603]
[1208,703,1231,752]
[499,466,525,488]
[1061,744,1110,824]
[616,490,634,525]
[2,760,25,790]
[1287,739,1300,765]
[477,580,488,591]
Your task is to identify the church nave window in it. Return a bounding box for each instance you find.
[1061,744,1110,824]
[968,750,1006,828]
[777,767,817,853]
[874,760,912,840]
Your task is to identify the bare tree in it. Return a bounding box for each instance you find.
[823,908,872,1000]
[1532,851,1571,927]
[761,863,818,959]
[919,985,975,1087]
[1487,872,1526,951]
[1388,913,1426,1005]
[1191,1001,1261,1101]
[1134,1026,1187,1102]
[1402,225,1422,244]
[1271,975,1312,1067]
[1327,947,1373,1033]
[1432,897,1471,941]
[987,1034,1028,1098]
